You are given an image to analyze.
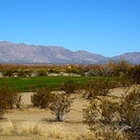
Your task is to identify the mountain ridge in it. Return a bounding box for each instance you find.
[0,41,139,64]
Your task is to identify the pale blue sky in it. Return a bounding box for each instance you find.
[0,0,140,56]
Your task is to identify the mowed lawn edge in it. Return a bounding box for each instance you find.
[0,76,92,92]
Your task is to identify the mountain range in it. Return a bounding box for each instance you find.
[0,41,139,64]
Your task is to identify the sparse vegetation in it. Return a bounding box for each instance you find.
[31,85,73,121]
[61,79,78,94]
[85,78,116,99]
[0,120,64,137]
[127,64,140,84]
[49,93,73,121]
[84,85,140,140]
[0,63,140,139]
[0,84,21,118]
[118,85,140,139]
[31,86,52,108]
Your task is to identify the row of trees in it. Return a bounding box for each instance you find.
[0,62,140,84]
[0,64,84,77]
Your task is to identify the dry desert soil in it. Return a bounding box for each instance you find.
[0,87,129,140]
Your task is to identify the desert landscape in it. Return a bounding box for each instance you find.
[0,86,136,140]
[0,63,140,140]
[1,0,140,139]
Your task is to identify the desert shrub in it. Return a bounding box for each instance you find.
[118,72,132,87]
[84,98,118,129]
[118,85,140,139]
[127,65,140,84]
[113,60,129,77]
[17,69,31,77]
[0,86,8,118]
[3,69,14,77]
[83,98,130,140]
[61,79,78,94]
[31,86,73,121]
[76,126,129,140]
[84,85,140,140]
[37,69,47,76]
[47,68,60,74]
[85,78,115,99]
[87,66,114,77]
[83,99,101,131]
[100,99,119,124]
[0,84,21,118]
[3,85,20,109]
[116,65,140,87]
[66,65,79,74]
[49,93,73,121]
[31,86,52,108]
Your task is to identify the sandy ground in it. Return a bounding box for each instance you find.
[0,87,130,140]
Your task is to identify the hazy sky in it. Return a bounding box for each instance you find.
[0,0,140,56]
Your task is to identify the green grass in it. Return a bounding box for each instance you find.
[0,76,118,92]
[0,76,89,92]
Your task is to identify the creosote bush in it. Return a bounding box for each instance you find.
[84,85,140,140]
[118,73,130,87]
[85,78,115,99]
[83,98,118,130]
[118,85,140,139]
[49,93,73,121]
[31,86,52,108]
[31,86,73,121]
[127,65,140,84]
[0,84,21,118]
[61,79,78,94]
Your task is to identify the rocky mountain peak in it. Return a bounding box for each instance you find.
[0,41,139,64]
